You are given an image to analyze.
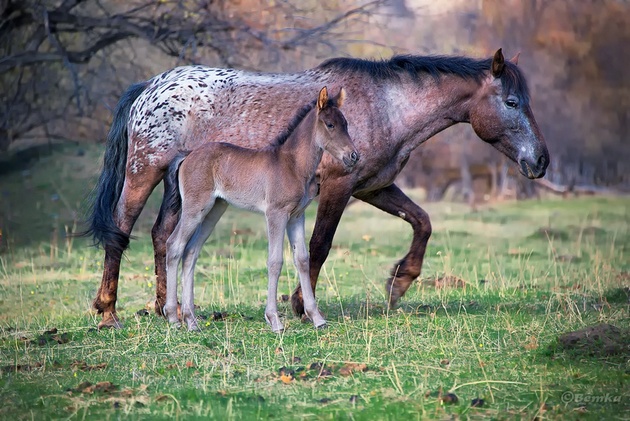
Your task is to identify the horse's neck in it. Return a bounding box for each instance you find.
[279,111,323,180]
[387,75,478,148]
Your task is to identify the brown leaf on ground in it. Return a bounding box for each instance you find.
[81,381,117,394]
[1,362,42,373]
[213,311,227,321]
[524,336,539,351]
[280,373,294,384]
[339,362,368,376]
[440,393,458,404]
[71,360,107,371]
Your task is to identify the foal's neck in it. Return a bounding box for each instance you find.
[276,109,323,180]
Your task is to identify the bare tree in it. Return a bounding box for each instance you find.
[0,0,383,151]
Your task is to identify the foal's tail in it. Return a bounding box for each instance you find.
[163,152,190,217]
[84,81,149,255]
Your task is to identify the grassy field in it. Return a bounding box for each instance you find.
[0,144,628,420]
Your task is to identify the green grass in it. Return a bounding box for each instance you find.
[0,144,629,419]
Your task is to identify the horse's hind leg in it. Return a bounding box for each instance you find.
[355,183,432,307]
[179,199,228,331]
[291,177,354,316]
[95,168,163,329]
[286,214,326,329]
[152,183,181,317]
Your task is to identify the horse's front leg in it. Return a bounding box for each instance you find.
[265,211,289,333]
[355,183,432,307]
[286,214,326,328]
[291,176,354,316]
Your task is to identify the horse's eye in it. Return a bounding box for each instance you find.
[326,123,334,129]
[505,99,518,108]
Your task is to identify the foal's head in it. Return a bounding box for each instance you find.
[469,49,549,179]
[314,86,359,171]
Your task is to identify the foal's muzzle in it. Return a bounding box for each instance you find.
[343,150,360,170]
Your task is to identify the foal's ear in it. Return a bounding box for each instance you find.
[509,51,520,66]
[317,86,329,111]
[334,87,346,108]
[491,48,505,77]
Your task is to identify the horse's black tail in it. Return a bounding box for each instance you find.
[163,151,190,218]
[82,81,149,255]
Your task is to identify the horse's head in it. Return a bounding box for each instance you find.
[469,49,549,179]
[316,86,359,171]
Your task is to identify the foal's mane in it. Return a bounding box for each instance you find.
[270,96,339,146]
[319,54,530,104]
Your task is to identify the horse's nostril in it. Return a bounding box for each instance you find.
[537,154,546,168]
[351,151,358,162]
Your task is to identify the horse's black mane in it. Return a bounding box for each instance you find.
[319,54,530,104]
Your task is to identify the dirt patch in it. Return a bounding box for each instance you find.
[529,227,569,241]
[421,275,467,289]
[557,323,630,356]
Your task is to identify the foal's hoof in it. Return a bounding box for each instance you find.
[169,321,182,329]
[314,322,328,330]
[265,314,285,334]
[98,313,123,330]
[186,319,200,332]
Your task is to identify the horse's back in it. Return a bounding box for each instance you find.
[127,65,322,170]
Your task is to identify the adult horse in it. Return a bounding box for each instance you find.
[88,48,549,328]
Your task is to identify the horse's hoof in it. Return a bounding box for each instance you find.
[98,313,123,330]
[154,300,166,317]
[291,291,305,317]
[186,320,200,331]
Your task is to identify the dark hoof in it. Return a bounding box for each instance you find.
[154,300,166,317]
[98,313,123,330]
[291,290,305,317]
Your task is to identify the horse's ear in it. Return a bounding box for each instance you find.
[317,86,329,111]
[335,87,346,108]
[509,52,520,66]
[491,48,505,77]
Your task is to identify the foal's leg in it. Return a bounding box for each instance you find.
[179,200,228,331]
[164,205,210,327]
[355,183,432,307]
[286,214,326,328]
[95,168,163,329]
[265,211,289,333]
[291,177,354,316]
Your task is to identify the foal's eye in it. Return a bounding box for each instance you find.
[505,99,518,109]
[326,123,335,129]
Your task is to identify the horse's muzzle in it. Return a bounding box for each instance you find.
[519,153,547,179]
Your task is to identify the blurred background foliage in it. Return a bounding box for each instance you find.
[1,0,629,200]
